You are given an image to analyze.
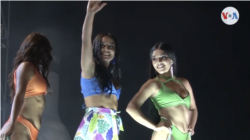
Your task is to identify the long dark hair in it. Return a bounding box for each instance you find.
[92,32,121,96]
[8,32,53,102]
[148,42,177,124]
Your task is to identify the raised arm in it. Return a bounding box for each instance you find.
[81,0,107,79]
[126,79,166,131]
[0,62,34,139]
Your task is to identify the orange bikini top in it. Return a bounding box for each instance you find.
[14,62,47,98]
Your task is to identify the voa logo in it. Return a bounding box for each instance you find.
[221,7,239,25]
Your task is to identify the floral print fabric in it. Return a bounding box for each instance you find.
[74,107,124,140]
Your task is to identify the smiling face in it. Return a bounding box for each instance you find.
[101,36,116,62]
[151,48,173,74]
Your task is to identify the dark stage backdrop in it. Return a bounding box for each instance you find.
[1,1,250,140]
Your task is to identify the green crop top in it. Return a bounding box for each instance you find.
[150,76,191,110]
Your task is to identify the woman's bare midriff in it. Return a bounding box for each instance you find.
[19,94,46,130]
[159,105,189,133]
[84,94,118,111]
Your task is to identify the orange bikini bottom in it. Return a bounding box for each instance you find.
[5,116,39,140]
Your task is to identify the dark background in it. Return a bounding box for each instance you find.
[1,1,250,140]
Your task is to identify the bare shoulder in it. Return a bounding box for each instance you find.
[145,78,160,88]
[16,62,35,78]
[141,78,161,93]
[17,62,34,71]
[177,77,190,85]
[129,78,161,106]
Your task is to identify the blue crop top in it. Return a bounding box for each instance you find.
[80,76,121,100]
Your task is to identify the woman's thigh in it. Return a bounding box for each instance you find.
[11,121,31,140]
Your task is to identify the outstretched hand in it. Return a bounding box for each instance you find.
[87,0,107,14]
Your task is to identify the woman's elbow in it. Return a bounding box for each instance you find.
[126,104,131,113]
[126,103,135,113]
[13,93,25,104]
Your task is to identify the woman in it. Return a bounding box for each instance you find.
[74,1,123,140]
[126,43,198,140]
[0,32,53,140]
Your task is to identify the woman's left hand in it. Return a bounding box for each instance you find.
[188,125,195,135]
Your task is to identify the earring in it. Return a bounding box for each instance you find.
[170,62,174,77]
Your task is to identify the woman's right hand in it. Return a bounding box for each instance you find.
[0,122,15,140]
[87,0,107,14]
[154,120,172,133]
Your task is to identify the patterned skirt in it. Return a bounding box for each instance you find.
[74,107,124,140]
